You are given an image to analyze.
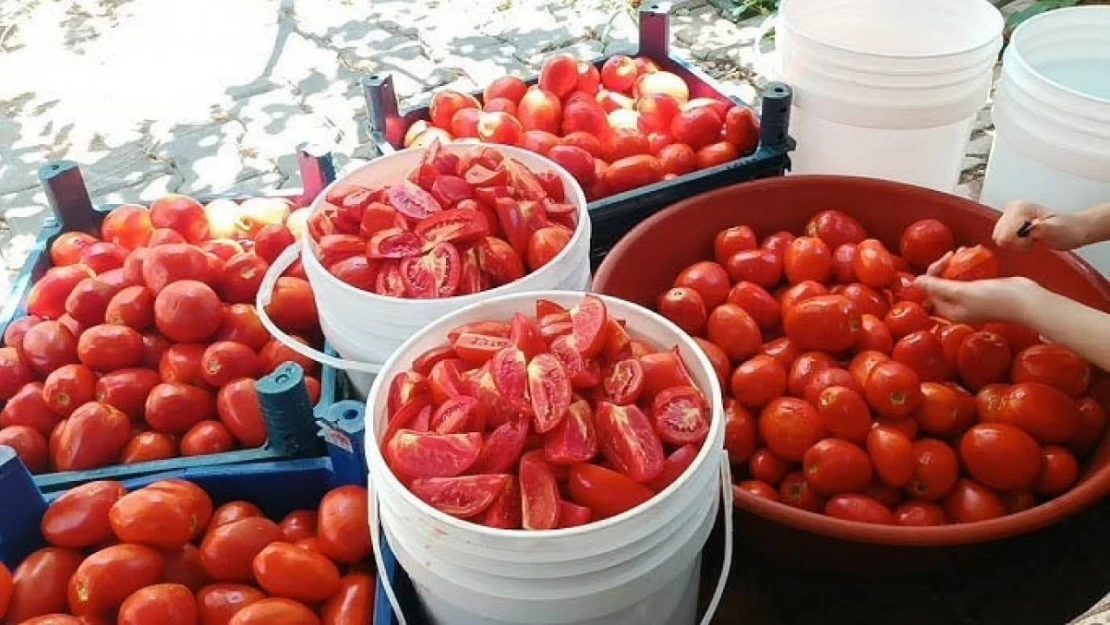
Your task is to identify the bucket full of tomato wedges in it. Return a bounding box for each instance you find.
[365,291,731,625]
[256,141,592,396]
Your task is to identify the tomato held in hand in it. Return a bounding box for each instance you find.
[940,245,1000,281]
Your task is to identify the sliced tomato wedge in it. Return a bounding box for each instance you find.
[551,335,602,388]
[477,237,525,286]
[453,333,512,365]
[493,199,531,257]
[385,430,482,479]
[639,348,696,398]
[603,318,633,361]
[400,242,461,299]
[458,246,489,295]
[539,312,574,345]
[316,234,366,267]
[360,202,407,239]
[557,501,593,528]
[571,295,608,358]
[477,475,522,529]
[367,228,422,259]
[430,176,475,208]
[543,398,598,464]
[464,163,510,187]
[504,158,549,201]
[374,260,407,297]
[431,396,482,434]
[651,386,710,446]
[519,451,560,530]
[388,180,443,219]
[536,299,568,318]
[528,353,572,433]
[414,208,490,246]
[510,312,546,360]
[472,415,530,473]
[596,402,666,483]
[462,366,523,429]
[412,345,456,376]
[448,320,512,343]
[387,371,430,416]
[429,358,467,404]
[490,347,529,410]
[517,200,551,233]
[568,463,655,519]
[603,359,645,405]
[410,474,509,518]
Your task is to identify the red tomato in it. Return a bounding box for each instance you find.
[181,420,235,456]
[76,324,143,372]
[568,463,654,518]
[596,402,666,482]
[815,386,872,443]
[940,245,999,281]
[80,241,127,273]
[943,479,1006,523]
[538,55,578,98]
[2,314,43,353]
[736,480,779,502]
[997,382,1081,443]
[29,265,96,322]
[731,355,787,408]
[857,314,894,354]
[957,331,1012,390]
[320,571,375,625]
[253,542,340,603]
[120,431,178,463]
[63,277,119,326]
[832,244,858,283]
[899,219,954,270]
[673,261,730,310]
[866,425,915,487]
[804,210,866,249]
[906,438,959,501]
[779,471,822,511]
[150,194,208,243]
[657,287,707,336]
[68,543,166,616]
[914,382,972,438]
[104,285,155,330]
[724,400,757,464]
[485,76,528,103]
[1073,397,1108,456]
[200,517,282,582]
[788,351,837,396]
[936,323,975,367]
[695,141,740,169]
[117,583,197,625]
[42,364,96,417]
[749,448,789,484]
[759,397,825,461]
[651,386,709,445]
[0,425,48,472]
[51,232,98,266]
[707,304,762,362]
[429,90,479,129]
[1,382,58,437]
[670,107,722,149]
[218,254,269,304]
[315,485,370,564]
[526,226,571,272]
[725,249,783,289]
[228,598,320,625]
[4,547,86,623]
[803,439,873,495]
[783,236,832,284]
[725,282,780,331]
[602,154,663,194]
[154,281,222,343]
[824,495,894,524]
[146,382,214,434]
[201,342,261,387]
[214,379,267,448]
[724,106,760,155]
[601,55,638,92]
[783,295,861,353]
[52,402,130,471]
[142,244,210,294]
[265,277,318,334]
[892,330,951,382]
[713,226,757,265]
[852,239,897,289]
[214,305,271,351]
[779,280,828,314]
[1034,445,1079,496]
[517,88,563,134]
[893,500,947,526]
[41,480,126,549]
[1011,344,1090,398]
[197,584,267,625]
[864,361,922,418]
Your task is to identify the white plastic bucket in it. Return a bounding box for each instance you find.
[980,6,1110,274]
[364,291,733,625]
[758,0,1003,191]
[256,144,593,397]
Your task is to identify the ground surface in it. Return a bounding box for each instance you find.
[2,1,1108,622]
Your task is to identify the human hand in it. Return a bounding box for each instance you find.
[991,200,1087,251]
[914,274,1043,325]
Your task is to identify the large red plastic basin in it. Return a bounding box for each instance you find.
[593,176,1110,565]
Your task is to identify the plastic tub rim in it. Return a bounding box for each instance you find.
[592,174,1110,548]
[1007,6,1110,109]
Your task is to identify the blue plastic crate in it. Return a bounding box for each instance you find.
[0,147,355,493]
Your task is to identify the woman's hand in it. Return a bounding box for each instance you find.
[992,200,1088,251]
[915,274,1044,325]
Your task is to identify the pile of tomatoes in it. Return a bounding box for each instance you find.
[313,142,578,299]
[0,480,372,625]
[380,295,710,530]
[403,54,760,201]
[654,211,1107,525]
[0,194,323,475]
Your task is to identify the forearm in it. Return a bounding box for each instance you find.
[1017,286,1110,372]
[1077,202,1110,247]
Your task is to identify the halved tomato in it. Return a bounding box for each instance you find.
[519,451,560,530]
[528,353,572,433]
[596,402,665,482]
[543,398,598,464]
[410,474,509,518]
[385,430,482,478]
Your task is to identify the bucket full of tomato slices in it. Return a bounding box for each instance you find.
[364,291,733,625]
[257,142,592,397]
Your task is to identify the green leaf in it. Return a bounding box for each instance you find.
[1006,3,1050,29]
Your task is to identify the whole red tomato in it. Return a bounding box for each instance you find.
[320,571,375,625]
[657,287,707,336]
[219,253,269,304]
[109,485,200,550]
[804,210,866,250]
[1034,445,1079,496]
[265,278,318,334]
[41,480,127,549]
[4,547,85,623]
[670,107,722,149]
[866,425,915,488]
[1,382,58,437]
[64,277,120,326]
[730,355,787,408]
[1011,344,1090,398]
[21,321,79,376]
[216,378,267,448]
[940,245,999,281]
[783,236,832,284]
[726,281,780,330]
[201,342,261,387]
[94,367,161,421]
[601,155,663,194]
[864,361,923,418]
[899,219,954,271]
[824,494,894,524]
[200,517,283,582]
[51,232,98,266]
[77,324,144,371]
[150,194,209,243]
[0,425,49,473]
[197,583,267,625]
[52,402,130,471]
[27,264,95,320]
[142,244,210,293]
[42,363,96,416]
[154,281,223,343]
[118,583,198,625]
[104,285,155,330]
[181,420,236,456]
[736,480,779,502]
[779,471,822,511]
[723,400,757,464]
[68,543,166,616]
[120,431,178,464]
[892,330,951,382]
[997,382,1081,443]
[163,543,208,591]
[943,478,1006,523]
[317,485,371,564]
[252,542,341,603]
[227,597,321,625]
[906,438,959,501]
[803,439,873,495]
[146,382,215,434]
[957,331,1012,390]
[852,239,897,289]
[707,303,762,362]
[894,500,947,526]
[759,397,825,461]
[674,261,730,310]
[215,304,272,351]
[783,295,861,353]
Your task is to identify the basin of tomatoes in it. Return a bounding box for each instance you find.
[310,141,580,299]
[0,193,325,475]
[652,210,1107,527]
[0,479,372,625]
[377,294,715,530]
[402,54,761,202]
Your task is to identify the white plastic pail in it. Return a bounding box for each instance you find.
[256,144,593,397]
[980,6,1110,274]
[760,0,1003,191]
[364,291,733,625]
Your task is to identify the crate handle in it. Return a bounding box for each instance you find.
[255,242,385,375]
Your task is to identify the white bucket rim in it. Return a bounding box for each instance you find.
[1007,6,1110,109]
[303,143,592,310]
[779,0,1004,62]
[364,290,726,541]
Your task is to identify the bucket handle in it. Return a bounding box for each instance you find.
[750,13,779,79]
[368,450,735,625]
[255,242,385,375]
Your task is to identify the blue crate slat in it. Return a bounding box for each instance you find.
[318,399,368,486]
[0,447,48,567]
[2,148,349,493]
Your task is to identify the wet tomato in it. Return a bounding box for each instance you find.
[146,382,214,435]
[943,479,1006,523]
[899,219,954,271]
[866,425,915,488]
[4,547,85,623]
[40,480,126,549]
[197,584,267,625]
[317,485,371,564]
[783,295,861,353]
[803,439,872,495]
[940,245,999,281]
[824,495,894,524]
[68,543,166,616]
[997,382,1081,443]
[759,397,824,462]
[864,361,922,418]
[1011,343,1090,398]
